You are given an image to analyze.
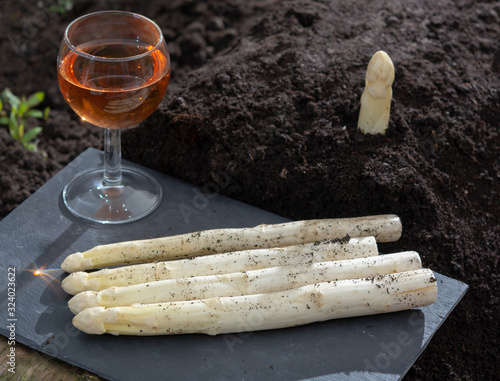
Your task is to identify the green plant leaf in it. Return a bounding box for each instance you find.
[43,106,50,121]
[25,92,45,109]
[18,122,25,138]
[25,109,44,119]
[21,126,42,143]
[23,142,38,152]
[0,99,3,111]
[1,88,21,109]
[8,112,19,139]
[0,116,9,125]
[18,101,28,117]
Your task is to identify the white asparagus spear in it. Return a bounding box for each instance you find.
[62,236,378,295]
[68,251,422,314]
[358,50,395,135]
[61,214,402,272]
[72,268,437,335]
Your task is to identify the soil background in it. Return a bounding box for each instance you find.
[0,0,498,380]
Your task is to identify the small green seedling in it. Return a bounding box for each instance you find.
[49,0,74,14]
[0,88,50,152]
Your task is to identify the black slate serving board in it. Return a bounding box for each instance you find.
[0,148,468,380]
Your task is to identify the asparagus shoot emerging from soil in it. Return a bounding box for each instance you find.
[358,50,395,135]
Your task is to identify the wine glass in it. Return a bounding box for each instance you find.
[57,11,171,224]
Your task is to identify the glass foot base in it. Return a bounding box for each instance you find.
[62,167,162,224]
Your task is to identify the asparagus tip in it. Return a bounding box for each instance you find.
[68,291,101,314]
[61,252,93,273]
[61,271,89,295]
[73,307,108,334]
[358,50,395,135]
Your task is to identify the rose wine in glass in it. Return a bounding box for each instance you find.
[57,11,170,223]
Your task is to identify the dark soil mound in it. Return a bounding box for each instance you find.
[1,0,498,380]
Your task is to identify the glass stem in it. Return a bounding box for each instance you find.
[103,128,123,186]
